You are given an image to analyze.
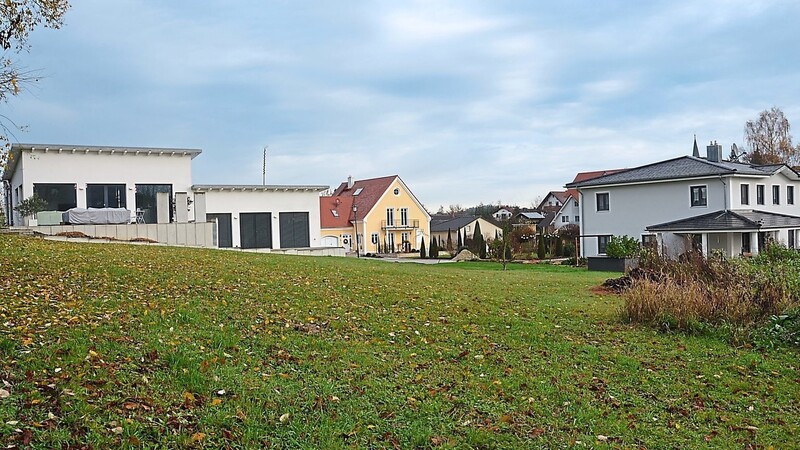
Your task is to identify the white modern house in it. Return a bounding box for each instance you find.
[2,143,330,251]
[567,141,800,258]
[552,192,580,230]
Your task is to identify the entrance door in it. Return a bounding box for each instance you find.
[207,213,232,248]
[279,212,310,248]
[342,234,352,251]
[240,212,272,249]
[321,235,339,247]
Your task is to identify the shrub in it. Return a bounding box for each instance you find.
[606,235,640,258]
[14,194,48,218]
[622,246,800,334]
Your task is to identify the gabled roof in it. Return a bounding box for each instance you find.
[320,196,354,228]
[567,156,796,189]
[322,174,429,228]
[537,211,557,229]
[430,215,479,232]
[647,209,800,232]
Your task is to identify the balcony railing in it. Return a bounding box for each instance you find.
[381,219,420,229]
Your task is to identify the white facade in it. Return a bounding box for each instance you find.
[553,196,580,229]
[492,208,513,221]
[198,186,325,249]
[576,169,800,258]
[4,145,196,226]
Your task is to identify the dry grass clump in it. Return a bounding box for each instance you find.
[622,246,800,330]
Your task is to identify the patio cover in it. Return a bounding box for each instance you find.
[63,208,131,225]
[647,210,800,233]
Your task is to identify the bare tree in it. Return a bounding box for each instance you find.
[743,107,799,166]
[0,0,70,166]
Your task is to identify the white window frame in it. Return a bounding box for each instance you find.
[740,183,749,206]
[772,185,781,205]
[400,207,409,226]
[597,235,611,255]
[788,185,795,205]
[756,184,765,205]
[386,208,394,226]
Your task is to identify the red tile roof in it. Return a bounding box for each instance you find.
[319,195,355,229]
[321,175,398,229]
[572,169,625,184]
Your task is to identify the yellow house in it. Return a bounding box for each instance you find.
[320,175,431,254]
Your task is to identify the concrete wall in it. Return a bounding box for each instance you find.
[8,148,194,225]
[36,222,215,247]
[201,189,323,249]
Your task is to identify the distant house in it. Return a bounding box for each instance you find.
[319,175,431,253]
[430,215,503,249]
[513,211,545,228]
[2,143,328,250]
[567,141,800,258]
[492,207,514,221]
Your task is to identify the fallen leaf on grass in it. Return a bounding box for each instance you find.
[191,432,205,442]
[0,388,9,398]
[279,413,290,423]
[210,398,223,406]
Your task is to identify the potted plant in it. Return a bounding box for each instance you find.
[588,235,640,272]
[14,194,48,226]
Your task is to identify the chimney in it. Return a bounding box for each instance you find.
[347,176,354,189]
[706,140,723,162]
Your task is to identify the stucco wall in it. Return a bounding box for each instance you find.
[9,149,194,225]
[201,189,323,249]
[361,178,430,253]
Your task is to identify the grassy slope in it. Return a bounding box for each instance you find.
[0,235,797,449]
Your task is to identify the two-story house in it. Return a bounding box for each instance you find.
[320,175,431,254]
[567,141,800,258]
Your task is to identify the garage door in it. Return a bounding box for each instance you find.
[279,212,310,248]
[321,235,339,247]
[207,213,232,248]
[240,212,272,249]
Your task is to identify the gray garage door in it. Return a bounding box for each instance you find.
[279,212,310,248]
[207,213,232,248]
[240,212,272,249]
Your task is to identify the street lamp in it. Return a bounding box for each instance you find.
[352,205,360,258]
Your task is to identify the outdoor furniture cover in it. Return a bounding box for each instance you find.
[62,208,131,225]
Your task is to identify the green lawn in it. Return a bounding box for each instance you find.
[0,235,797,448]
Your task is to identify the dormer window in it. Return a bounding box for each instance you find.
[331,209,339,217]
[353,187,363,196]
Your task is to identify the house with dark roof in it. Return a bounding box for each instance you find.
[320,175,431,253]
[567,140,800,258]
[537,170,624,232]
[430,215,503,250]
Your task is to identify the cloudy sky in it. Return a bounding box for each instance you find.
[9,0,800,208]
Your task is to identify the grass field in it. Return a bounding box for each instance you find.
[0,235,797,449]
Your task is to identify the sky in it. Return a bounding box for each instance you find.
[8,0,800,209]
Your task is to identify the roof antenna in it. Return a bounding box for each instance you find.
[262,145,268,185]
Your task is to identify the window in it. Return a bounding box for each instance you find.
[561,216,569,223]
[789,230,796,249]
[575,216,580,223]
[740,184,749,205]
[371,232,379,244]
[789,186,795,205]
[772,185,780,205]
[574,200,579,207]
[400,207,409,226]
[741,233,751,254]
[393,188,400,196]
[353,187,363,196]
[757,185,765,205]
[642,234,657,248]
[87,184,126,208]
[690,185,707,207]
[598,235,611,254]
[596,193,609,211]
[386,208,394,226]
[331,209,338,217]
[33,183,77,211]
[135,184,172,224]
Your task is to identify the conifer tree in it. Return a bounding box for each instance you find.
[457,228,463,248]
[419,237,426,258]
[429,235,438,259]
[537,229,546,259]
[447,229,454,252]
[472,222,484,256]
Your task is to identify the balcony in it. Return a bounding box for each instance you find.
[381,219,420,230]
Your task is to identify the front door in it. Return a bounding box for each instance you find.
[207,213,232,248]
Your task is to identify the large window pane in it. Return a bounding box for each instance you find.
[33,183,77,210]
[135,184,173,223]
[87,184,126,208]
